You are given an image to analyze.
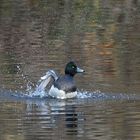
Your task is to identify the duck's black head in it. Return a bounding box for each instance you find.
[65,61,85,76]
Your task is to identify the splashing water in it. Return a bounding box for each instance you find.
[77,90,139,100]
[16,65,35,93]
[27,70,58,98]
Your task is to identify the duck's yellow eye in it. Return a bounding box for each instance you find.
[72,66,75,69]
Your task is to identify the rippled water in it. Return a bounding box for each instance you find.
[0,0,140,140]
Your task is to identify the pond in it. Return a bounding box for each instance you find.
[0,0,140,140]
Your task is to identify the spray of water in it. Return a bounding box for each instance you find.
[16,65,35,94]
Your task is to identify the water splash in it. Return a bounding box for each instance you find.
[16,65,55,98]
[26,70,58,98]
[77,90,108,99]
[16,65,35,92]
[77,90,139,100]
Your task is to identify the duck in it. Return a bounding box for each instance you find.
[37,61,85,99]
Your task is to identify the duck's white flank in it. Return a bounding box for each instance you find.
[49,85,77,99]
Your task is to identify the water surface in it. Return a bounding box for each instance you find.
[0,0,140,140]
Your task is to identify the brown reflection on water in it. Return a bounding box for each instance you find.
[0,0,140,93]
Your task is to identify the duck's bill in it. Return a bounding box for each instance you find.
[77,67,85,73]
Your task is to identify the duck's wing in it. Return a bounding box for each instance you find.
[36,70,58,92]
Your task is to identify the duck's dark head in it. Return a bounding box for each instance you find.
[65,61,85,76]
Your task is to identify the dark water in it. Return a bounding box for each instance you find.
[0,0,140,140]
